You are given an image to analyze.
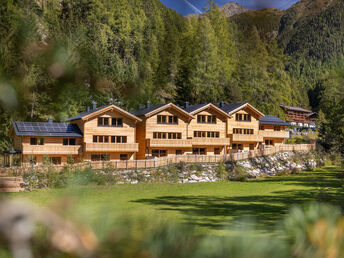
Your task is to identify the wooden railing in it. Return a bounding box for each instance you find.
[84,143,139,152]
[232,134,264,142]
[259,130,290,138]
[191,138,231,146]
[22,145,81,155]
[147,139,192,148]
[0,144,316,175]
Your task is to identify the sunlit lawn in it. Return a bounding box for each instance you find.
[4,166,344,236]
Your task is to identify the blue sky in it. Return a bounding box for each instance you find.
[159,0,299,15]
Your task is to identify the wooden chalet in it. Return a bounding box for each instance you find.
[132,102,194,159]
[219,102,265,151]
[279,104,317,125]
[183,103,231,155]
[7,101,292,165]
[259,116,290,146]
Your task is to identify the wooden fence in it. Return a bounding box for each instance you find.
[0,144,315,176]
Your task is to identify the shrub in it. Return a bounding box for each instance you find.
[277,170,291,176]
[229,165,248,182]
[215,162,227,180]
[292,167,301,174]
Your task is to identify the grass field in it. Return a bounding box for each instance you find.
[5,166,344,237]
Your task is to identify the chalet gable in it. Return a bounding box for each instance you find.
[132,103,194,121]
[67,104,142,123]
[185,103,231,120]
[220,103,264,119]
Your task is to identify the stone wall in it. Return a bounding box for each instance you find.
[113,151,321,184]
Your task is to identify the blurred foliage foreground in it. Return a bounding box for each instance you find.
[0,199,344,258]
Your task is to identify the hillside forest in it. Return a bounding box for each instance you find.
[0,0,344,154]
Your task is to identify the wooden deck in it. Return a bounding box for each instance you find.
[232,134,264,142]
[0,144,315,174]
[84,143,139,152]
[22,145,81,155]
[259,130,290,138]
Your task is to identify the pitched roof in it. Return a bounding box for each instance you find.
[219,103,265,117]
[279,104,312,113]
[12,121,83,137]
[131,103,194,119]
[219,103,247,113]
[131,104,166,117]
[259,115,290,126]
[66,105,112,121]
[66,104,141,122]
[182,103,231,118]
[183,104,208,113]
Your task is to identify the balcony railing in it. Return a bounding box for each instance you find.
[147,139,192,148]
[84,143,139,152]
[259,130,290,138]
[22,145,81,155]
[232,134,263,142]
[191,138,231,146]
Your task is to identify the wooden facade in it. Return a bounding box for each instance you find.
[8,102,292,165]
[225,104,264,151]
[135,104,194,159]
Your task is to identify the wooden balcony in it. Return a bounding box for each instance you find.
[84,143,139,152]
[259,130,290,139]
[147,139,192,148]
[22,145,81,155]
[192,138,230,146]
[232,134,263,142]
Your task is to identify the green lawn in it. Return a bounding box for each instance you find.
[4,166,344,236]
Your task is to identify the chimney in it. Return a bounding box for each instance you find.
[92,101,97,110]
[185,102,189,108]
[48,117,53,123]
[220,101,225,108]
[147,100,151,108]
[87,106,90,112]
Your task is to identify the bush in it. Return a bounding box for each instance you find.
[215,162,227,180]
[277,170,291,176]
[229,165,248,182]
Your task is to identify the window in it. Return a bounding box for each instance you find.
[93,136,97,143]
[28,156,36,165]
[260,125,264,130]
[30,138,44,145]
[99,136,104,143]
[274,126,281,131]
[233,128,253,135]
[193,148,206,155]
[214,148,221,155]
[63,138,76,145]
[157,115,177,124]
[168,116,178,124]
[104,136,109,143]
[152,150,167,157]
[51,157,61,165]
[91,154,110,161]
[120,154,129,160]
[112,118,123,127]
[157,115,167,124]
[98,117,109,127]
[265,140,273,146]
[197,115,216,124]
[176,150,182,155]
[30,138,37,145]
[236,113,251,122]
[194,131,220,138]
[153,132,181,139]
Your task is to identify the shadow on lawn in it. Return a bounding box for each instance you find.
[133,167,344,232]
